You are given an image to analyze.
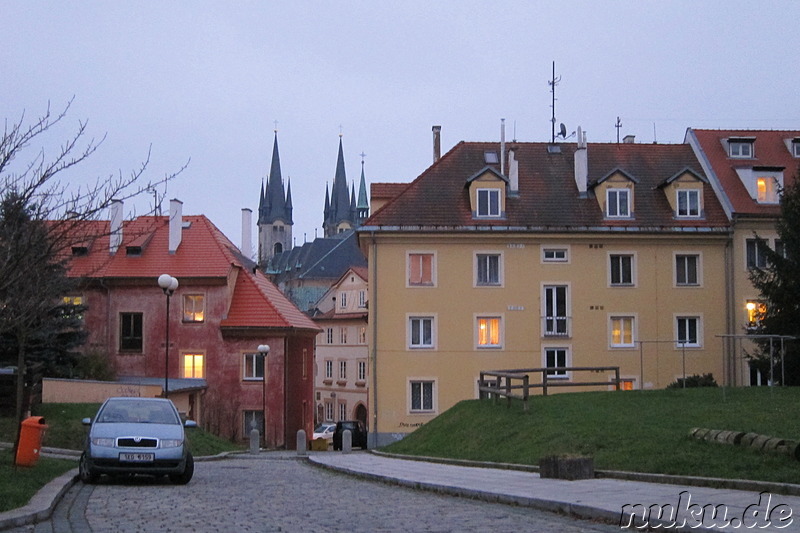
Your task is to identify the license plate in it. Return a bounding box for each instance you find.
[119,452,154,462]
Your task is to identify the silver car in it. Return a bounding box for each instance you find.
[79,397,196,484]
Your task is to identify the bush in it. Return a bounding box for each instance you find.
[667,373,718,389]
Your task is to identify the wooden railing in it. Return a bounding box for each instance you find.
[478,366,621,411]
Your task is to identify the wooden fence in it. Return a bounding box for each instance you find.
[478,366,621,411]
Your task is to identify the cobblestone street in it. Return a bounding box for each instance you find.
[7,454,620,532]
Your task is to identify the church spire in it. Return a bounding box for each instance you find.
[357,155,369,225]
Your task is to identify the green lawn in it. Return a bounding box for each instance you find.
[0,402,242,513]
[384,387,800,484]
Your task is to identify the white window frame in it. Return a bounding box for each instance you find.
[755,173,781,204]
[677,189,701,218]
[358,290,366,308]
[541,246,569,263]
[745,238,768,270]
[409,379,436,413]
[610,316,636,348]
[338,360,347,380]
[407,251,437,288]
[475,315,503,349]
[543,346,570,379]
[542,284,570,337]
[675,253,701,287]
[408,315,436,349]
[324,401,334,422]
[326,328,334,344]
[609,253,635,287]
[675,315,702,348]
[729,141,753,158]
[606,188,631,218]
[476,188,501,218]
[357,360,367,381]
[243,352,265,381]
[475,251,503,287]
[338,402,347,422]
[793,141,800,158]
[339,327,348,344]
[339,292,347,308]
[182,294,205,322]
[324,360,333,379]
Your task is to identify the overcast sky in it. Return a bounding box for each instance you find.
[3,2,799,253]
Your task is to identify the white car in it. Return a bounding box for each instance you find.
[312,423,336,442]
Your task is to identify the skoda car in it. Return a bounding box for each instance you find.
[80,397,196,484]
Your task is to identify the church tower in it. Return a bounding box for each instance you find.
[323,135,357,237]
[258,131,293,264]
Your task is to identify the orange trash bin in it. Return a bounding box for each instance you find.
[15,416,48,467]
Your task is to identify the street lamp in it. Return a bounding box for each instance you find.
[258,344,270,446]
[158,274,179,398]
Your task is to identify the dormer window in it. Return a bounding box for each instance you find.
[728,138,754,158]
[677,189,700,217]
[477,189,501,217]
[792,139,800,158]
[756,175,780,203]
[607,188,630,218]
[126,246,142,256]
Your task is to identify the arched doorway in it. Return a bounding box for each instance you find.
[354,403,367,426]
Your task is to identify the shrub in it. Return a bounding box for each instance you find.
[667,373,718,389]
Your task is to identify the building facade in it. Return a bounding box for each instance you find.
[66,199,319,448]
[359,133,731,446]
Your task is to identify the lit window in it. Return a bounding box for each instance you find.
[610,255,634,286]
[243,353,265,380]
[607,189,630,218]
[408,253,434,286]
[676,255,699,286]
[611,317,635,347]
[477,189,501,217]
[409,317,434,348]
[183,353,204,378]
[476,253,501,285]
[676,317,700,347]
[183,294,204,322]
[677,190,700,217]
[746,301,766,329]
[477,317,501,348]
[62,295,84,320]
[619,379,636,391]
[729,141,753,158]
[756,176,779,203]
[544,347,568,378]
[410,381,435,412]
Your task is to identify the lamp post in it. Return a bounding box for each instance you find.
[158,274,179,398]
[258,344,270,447]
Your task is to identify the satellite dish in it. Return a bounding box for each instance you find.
[559,123,567,138]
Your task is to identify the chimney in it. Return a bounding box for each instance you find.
[574,126,588,196]
[432,125,441,163]
[109,199,123,255]
[508,146,519,195]
[623,134,635,144]
[500,118,506,176]
[241,208,253,259]
[169,198,183,254]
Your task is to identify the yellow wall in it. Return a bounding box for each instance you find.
[367,231,728,442]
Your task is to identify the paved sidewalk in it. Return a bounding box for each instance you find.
[309,452,800,531]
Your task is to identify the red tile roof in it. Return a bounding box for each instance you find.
[64,213,317,332]
[689,129,800,216]
[363,141,729,231]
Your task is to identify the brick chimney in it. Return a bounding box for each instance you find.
[241,208,252,259]
[109,199,123,255]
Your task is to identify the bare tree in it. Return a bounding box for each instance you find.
[1,100,187,461]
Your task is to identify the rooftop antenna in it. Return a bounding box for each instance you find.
[615,117,622,144]
[548,61,561,143]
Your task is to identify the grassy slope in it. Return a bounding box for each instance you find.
[384,387,800,484]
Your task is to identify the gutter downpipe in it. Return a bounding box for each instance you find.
[725,226,736,386]
[370,232,379,447]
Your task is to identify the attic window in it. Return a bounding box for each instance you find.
[484,151,499,164]
[477,189,501,217]
[728,139,754,158]
[71,246,89,256]
[547,144,561,154]
[792,139,800,157]
[126,246,142,256]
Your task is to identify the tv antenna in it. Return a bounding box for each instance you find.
[548,62,570,143]
[615,116,622,144]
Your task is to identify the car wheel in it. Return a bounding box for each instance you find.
[79,453,98,484]
[169,453,194,485]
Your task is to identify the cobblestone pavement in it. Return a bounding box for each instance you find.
[6,454,620,532]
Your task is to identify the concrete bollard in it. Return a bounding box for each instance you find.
[296,429,307,456]
[249,428,260,454]
[342,429,352,454]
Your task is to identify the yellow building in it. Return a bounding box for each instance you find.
[686,129,800,386]
[359,133,731,446]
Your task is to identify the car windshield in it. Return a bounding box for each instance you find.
[97,400,179,425]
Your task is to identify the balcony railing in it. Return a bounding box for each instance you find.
[542,316,571,337]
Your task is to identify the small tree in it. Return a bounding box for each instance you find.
[1,100,185,460]
[748,169,800,384]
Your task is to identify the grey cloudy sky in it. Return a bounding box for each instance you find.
[3,1,799,251]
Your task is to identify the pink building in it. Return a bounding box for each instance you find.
[65,200,319,448]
